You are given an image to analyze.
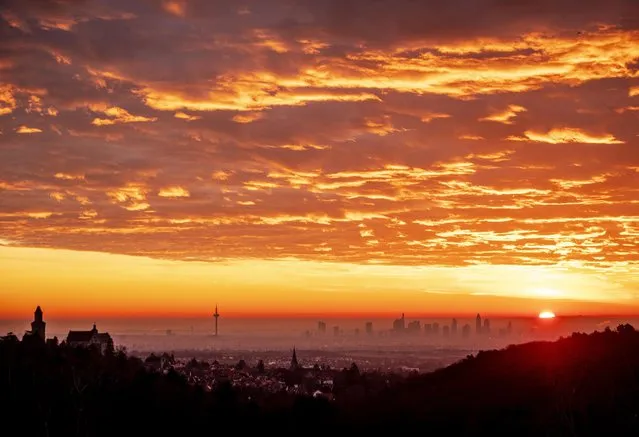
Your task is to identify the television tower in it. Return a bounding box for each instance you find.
[213,304,220,336]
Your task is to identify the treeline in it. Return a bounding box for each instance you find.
[2,325,639,436]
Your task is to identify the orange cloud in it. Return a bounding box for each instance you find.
[507,128,624,144]
[90,105,157,126]
[174,111,201,121]
[480,105,526,124]
[16,125,42,134]
[158,186,190,198]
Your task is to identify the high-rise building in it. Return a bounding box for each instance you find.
[442,325,450,337]
[483,318,491,335]
[432,322,440,335]
[462,324,471,338]
[333,326,340,336]
[424,323,432,335]
[318,321,327,334]
[31,306,46,341]
[476,313,482,335]
[392,313,406,332]
[451,318,458,335]
[407,320,421,332]
[365,322,373,335]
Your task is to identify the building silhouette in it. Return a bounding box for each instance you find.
[432,322,440,335]
[333,326,340,337]
[476,313,482,335]
[462,324,471,338]
[213,304,220,336]
[407,320,421,333]
[392,313,406,332]
[424,323,432,335]
[67,324,113,354]
[483,318,491,335]
[290,347,299,371]
[30,306,46,341]
[451,318,458,336]
[318,321,327,334]
[443,325,450,337]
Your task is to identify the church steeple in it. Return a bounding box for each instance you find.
[290,346,299,370]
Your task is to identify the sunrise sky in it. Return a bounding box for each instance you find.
[1,0,638,319]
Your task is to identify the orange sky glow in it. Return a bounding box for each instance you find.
[1,0,638,319]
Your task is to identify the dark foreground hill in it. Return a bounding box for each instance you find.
[2,325,639,436]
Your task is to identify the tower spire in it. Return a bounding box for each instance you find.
[213,304,220,337]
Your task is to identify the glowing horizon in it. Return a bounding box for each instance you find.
[1,0,638,318]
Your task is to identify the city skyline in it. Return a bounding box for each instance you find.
[1,0,639,318]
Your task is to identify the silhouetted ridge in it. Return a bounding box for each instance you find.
[2,325,639,436]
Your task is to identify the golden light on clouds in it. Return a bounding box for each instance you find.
[16,125,42,134]
[158,186,190,198]
[1,0,638,317]
[508,128,624,144]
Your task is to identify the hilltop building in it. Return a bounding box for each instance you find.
[27,306,46,341]
[67,324,113,354]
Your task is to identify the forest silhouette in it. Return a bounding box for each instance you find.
[2,325,639,436]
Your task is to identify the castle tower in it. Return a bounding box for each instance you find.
[213,304,220,336]
[31,306,46,341]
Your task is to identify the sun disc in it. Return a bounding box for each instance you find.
[539,311,556,319]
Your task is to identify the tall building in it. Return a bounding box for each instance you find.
[213,304,220,336]
[442,325,450,337]
[392,313,406,332]
[424,323,432,335]
[476,313,482,335]
[483,318,491,335]
[407,320,421,333]
[462,324,471,338]
[30,306,46,341]
[432,322,440,335]
[451,318,458,336]
[365,322,373,335]
[318,321,327,334]
[333,326,340,336]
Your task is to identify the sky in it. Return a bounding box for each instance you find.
[1,0,638,319]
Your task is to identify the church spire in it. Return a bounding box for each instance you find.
[290,346,299,370]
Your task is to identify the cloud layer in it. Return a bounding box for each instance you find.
[0,0,637,289]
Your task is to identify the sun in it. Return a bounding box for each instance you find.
[539,311,556,319]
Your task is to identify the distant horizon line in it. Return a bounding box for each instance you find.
[3,312,639,321]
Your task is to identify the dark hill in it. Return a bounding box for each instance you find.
[356,324,639,435]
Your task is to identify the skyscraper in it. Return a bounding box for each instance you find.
[365,322,373,335]
[451,318,458,335]
[318,321,327,334]
[476,313,482,335]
